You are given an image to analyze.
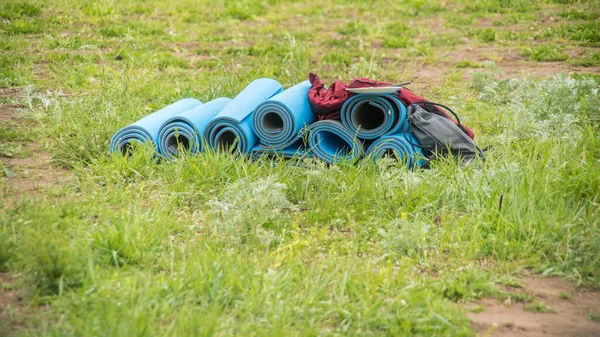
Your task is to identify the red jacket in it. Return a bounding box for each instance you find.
[307,73,475,139]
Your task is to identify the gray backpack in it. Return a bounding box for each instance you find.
[407,102,485,166]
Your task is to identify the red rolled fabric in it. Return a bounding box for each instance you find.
[307,73,475,139]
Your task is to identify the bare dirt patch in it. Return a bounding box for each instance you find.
[0,272,45,335]
[467,276,600,337]
[0,273,27,334]
[0,88,27,122]
[2,149,72,197]
[0,88,21,99]
[1,90,72,199]
[0,104,24,123]
[404,46,600,91]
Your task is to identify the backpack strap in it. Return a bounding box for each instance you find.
[409,101,472,137]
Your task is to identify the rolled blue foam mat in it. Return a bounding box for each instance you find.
[251,141,314,161]
[157,97,231,159]
[366,132,424,168]
[340,93,407,140]
[204,78,283,154]
[307,120,364,164]
[252,80,315,149]
[110,98,202,155]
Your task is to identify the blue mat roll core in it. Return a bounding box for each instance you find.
[252,80,315,149]
[204,78,283,153]
[157,97,231,159]
[307,120,364,164]
[110,98,202,155]
[366,133,424,168]
[340,94,408,140]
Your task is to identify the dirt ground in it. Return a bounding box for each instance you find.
[407,45,600,91]
[0,273,29,333]
[2,23,600,334]
[4,89,600,337]
[1,150,71,196]
[467,276,600,337]
[1,90,71,200]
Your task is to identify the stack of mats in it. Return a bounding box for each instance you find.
[157,97,232,159]
[110,78,423,168]
[110,98,202,155]
[340,93,423,167]
[251,80,315,161]
[204,78,283,154]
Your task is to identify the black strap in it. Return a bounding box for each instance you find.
[409,101,474,137]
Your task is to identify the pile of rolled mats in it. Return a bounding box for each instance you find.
[110,74,481,168]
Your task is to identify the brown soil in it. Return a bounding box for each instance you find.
[0,273,27,334]
[467,276,600,337]
[2,150,71,197]
[404,47,600,92]
[0,272,46,335]
[1,89,72,200]
[0,104,22,123]
[0,89,66,335]
[3,7,600,335]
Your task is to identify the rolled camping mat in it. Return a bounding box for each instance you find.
[252,80,315,149]
[340,93,408,140]
[250,140,314,161]
[110,98,203,155]
[204,78,283,154]
[307,120,364,164]
[157,97,232,159]
[366,132,424,168]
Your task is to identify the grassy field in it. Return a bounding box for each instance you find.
[1,0,600,336]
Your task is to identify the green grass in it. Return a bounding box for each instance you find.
[521,44,569,62]
[558,291,571,300]
[496,289,533,304]
[569,50,600,67]
[496,276,523,288]
[1,0,599,336]
[455,60,484,69]
[539,21,600,46]
[524,302,556,313]
[476,29,497,43]
[0,2,41,20]
[469,305,485,313]
[558,8,600,20]
[0,53,34,87]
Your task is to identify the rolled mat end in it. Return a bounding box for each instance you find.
[307,120,364,164]
[110,98,203,156]
[340,94,407,140]
[204,78,283,154]
[157,97,232,159]
[366,133,425,168]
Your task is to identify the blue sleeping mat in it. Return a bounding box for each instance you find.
[307,120,364,164]
[204,78,283,154]
[110,98,202,155]
[366,132,424,168]
[157,97,231,159]
[252,80,315,149]
[340,94,408,140]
